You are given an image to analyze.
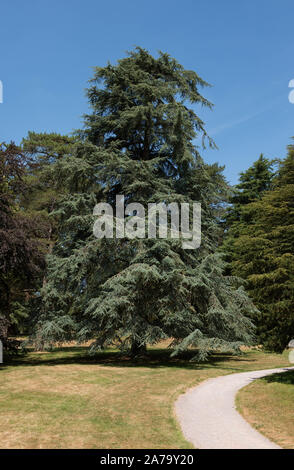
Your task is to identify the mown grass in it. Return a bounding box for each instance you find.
[236,369,294,449]
[0,343,291,449]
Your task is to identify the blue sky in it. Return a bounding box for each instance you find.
[0,0,293,184]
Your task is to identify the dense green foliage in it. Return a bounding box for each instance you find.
[225,146,294,351]
[21,132,77,256]
[3,48,292,357]
[30,48,255,359]
[225,154,275,225]
[222,154,275,269]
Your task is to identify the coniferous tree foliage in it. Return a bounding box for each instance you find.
[17,133,77,333]
[21,132,77,256]
[222,154,275,269]
[224,154,274,230]
[34,48,255,359]
[228,142,294,351]
[233,154,274,202]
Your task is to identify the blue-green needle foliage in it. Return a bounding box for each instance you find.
[33,48,255,360]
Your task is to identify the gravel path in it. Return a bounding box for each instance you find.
[175,366,294,449]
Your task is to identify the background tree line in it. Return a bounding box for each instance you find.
[0,48,293,356]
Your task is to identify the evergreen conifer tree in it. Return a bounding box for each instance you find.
[230,142,294,351]
[225,154,274,228]
[222,154,275,270]
[34,48,255,359]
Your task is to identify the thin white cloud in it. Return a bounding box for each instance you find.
[208,93,286,137]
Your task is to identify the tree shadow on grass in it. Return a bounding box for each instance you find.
[261,370,294,385]
[0,345,258,373]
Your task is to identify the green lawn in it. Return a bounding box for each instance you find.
[237,369,294,449]
[0,344,291,449]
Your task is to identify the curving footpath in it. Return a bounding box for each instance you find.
[175,366,294,449]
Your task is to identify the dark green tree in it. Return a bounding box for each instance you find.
[222,154,275,269]
[21,132,76,258]
[33,48,255,359]
[230,141,294,351]
[225,154,274,225]
[14,133,77,335]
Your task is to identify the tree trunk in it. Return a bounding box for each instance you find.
[130,340,147,357]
